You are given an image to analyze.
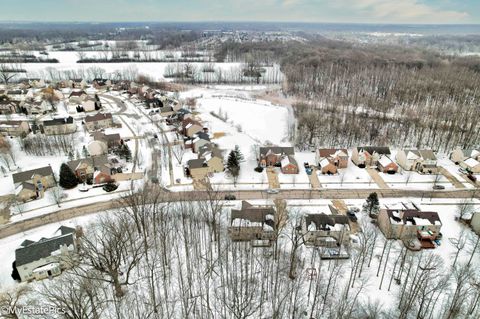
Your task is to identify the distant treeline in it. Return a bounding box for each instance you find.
[214,38,480,150]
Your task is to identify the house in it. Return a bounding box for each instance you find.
[395,149,438,174]
[84,113,113,131]
[228,201,276,245]
[316,149,348,169]
[301,213,350,258]
[192,132,211,153]
[67,155,119,184]
[450,148,480,164]
[182,118,203,137]
[0,95,18,114]
[14,226,79,282]
[319,158,338,174]
[186,159,210,179]
[92,78,111,90]
[68,90,87,104]
[92,131,122,149]
[12,166,56,202]
[377,208,442,249]
[258,146,295,167]
[351,147,391,168]
[198,144,224,173]
[82,96,98,112]
[280,155,299,174]
[42,117,76,135]
[0,120,30,137]
[460,158,480,173]
[377,155,398,174]
[20,99,53,115]
[471,212,480,235]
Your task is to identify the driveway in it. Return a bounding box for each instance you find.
[308,167,322,189]
[366,168,389,189]
[266,167,280,189]
[438,167,465,189]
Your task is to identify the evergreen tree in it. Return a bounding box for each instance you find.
[234,145,244,162]
[122,144,132,161]
[82,145,89,158]
[59,163,78,189]
[226,150,240,186]
[363,192,380,216]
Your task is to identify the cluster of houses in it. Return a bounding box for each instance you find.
[228,201,351,258]
[228,200,444,255]
[258,146,299,174]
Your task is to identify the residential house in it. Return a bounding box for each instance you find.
[67,155,119,184]
[84,113,113,131]
[280,155,299,174]
[396,149,438,174]
[186,159,210,179]
[351,146,391,168]
[377,208,442,249]
[317,148,349,174]
[301,213,350,258]
[316,148,349,168]
[92,78,111,90]
[42,117,76,135]
[68,90,88,104]
[450,148,480,164]
[228,201,276,245]
[192,132,211,153]
[182,118,203,137]
[0,120,30,136]
[92,131,122,149]
[198,144,224,173]
[12,166,56,202]
[20,99,53,115]
[14,226,79,282]
[377,155,399,174]
[258,146,295,167]
[460,158,480,173]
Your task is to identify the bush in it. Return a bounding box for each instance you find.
[254,166,264,173]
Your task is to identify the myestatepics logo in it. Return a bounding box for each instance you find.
[1,305,66,315]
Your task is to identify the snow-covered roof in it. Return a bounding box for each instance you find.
[464,158,480,167]
[320,158,331,167]
[378,155,393,167]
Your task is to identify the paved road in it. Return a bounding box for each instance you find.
[1,187,478,240]
[366,168,389,189]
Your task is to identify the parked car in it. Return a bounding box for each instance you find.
[266,189,279,194]
[433,185,445,190]
[348,207,360,213]
[103,182,118,192]
[224,194,236,200]
[467,174,477,182]
[458,168,468,174]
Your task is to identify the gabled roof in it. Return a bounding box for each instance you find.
[68,90,86,97]
[386,209,441,226]
[67,155,109,172]
[357,146,391,155]
[187,158,207,169]
[12,166,54,184]
[231,201,275,224]
[15,226,75,266]
[464,158,480,167]
[305,213,349,230]
[318,148,348,158]
[85,113,112,123]
[260,146,295,157]
[43,117,74,126]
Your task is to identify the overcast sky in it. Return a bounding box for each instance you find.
[0,0,478,24]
